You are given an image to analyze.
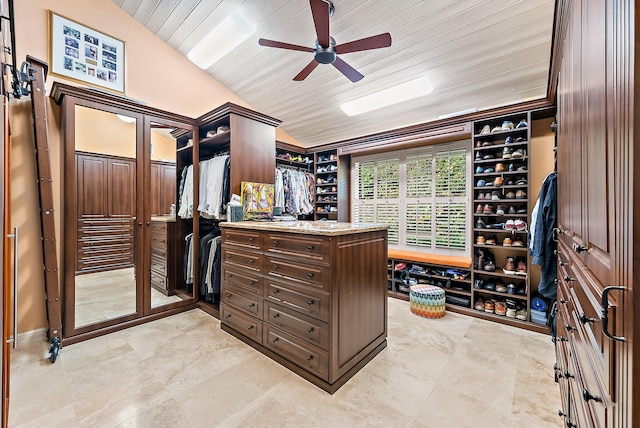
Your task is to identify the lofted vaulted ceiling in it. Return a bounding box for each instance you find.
[112,0,555,147]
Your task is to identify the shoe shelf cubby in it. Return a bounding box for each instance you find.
[472,112,533,326]
[387,258,472,310]
[275,146,313,171]
[314,149,339,220]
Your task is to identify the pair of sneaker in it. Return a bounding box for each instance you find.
[504,219,527,231]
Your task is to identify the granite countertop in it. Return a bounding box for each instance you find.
[151,216,176,223]
[220,221,388,236]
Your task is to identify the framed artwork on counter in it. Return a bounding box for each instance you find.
[49,11,125,93]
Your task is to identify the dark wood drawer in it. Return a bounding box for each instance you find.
[151,245,167,260]
[569,311,612,412]
[222,266,263,296]
[265,232,328,263]
[264,301,329,350]
[150,222,167,234]
[78,218,132,228]
[265,256,329,291]
[221,284,262,318]
[222,229,262,251]
[79,236,133,247]
[266,279,329,322]
[263,325,328,380]
[221,304,262,344]
[151,233,168,247]
[222,247,263,273]
[151,253,167,275]
[567,348,603,428]
[78,228,133,239]
[78,243,131,257]
[151,270,167,291]
[77,254,133,272]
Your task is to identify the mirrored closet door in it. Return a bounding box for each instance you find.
[56,84,199,342]
[68,105,143,333]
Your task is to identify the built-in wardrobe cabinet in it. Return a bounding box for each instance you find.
[52,82,200,344]
[75,152,135,274]
[552,1,636,427]
[172,102,281,317]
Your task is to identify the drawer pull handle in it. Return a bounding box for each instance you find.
[272,337,279,343]
[226,274,232,279]
[249,281,256,286]
[564,275,575,282]
[225,293,231,298]
[601,285,627,342]
[566,420,577,428]
[559,261,567,267]
[579,313,595,325]
[248,237,254,243]
[226,254,231,259]
[558,410,567,418]
[248,259,254,265]
[307,273,314,278]
[307,300,314,306]
[307,327,314,333]
[572,243,588,253]
[225,314,231,319]
[565,324,575,332]
[272,289,279,294]
[248,303,255,308]
[306,355,313,361]
[307,245,314,250]
[272,265,278,270]
[582,388,600,403]
[563,371,574,379]
[273,241,278,246]
[247,325,254,330]
[273,313,280,318]
[559,299,568,305]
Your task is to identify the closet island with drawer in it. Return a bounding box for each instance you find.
[220,221,388,393]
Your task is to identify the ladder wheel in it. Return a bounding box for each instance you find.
[48,337,61,364]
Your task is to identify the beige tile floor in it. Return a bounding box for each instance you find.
[75,268,183,326]
[9,298,562,428]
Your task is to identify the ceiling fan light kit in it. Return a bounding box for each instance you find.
[258,0,392,82]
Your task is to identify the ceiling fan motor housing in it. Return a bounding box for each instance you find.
[314,36,336,64]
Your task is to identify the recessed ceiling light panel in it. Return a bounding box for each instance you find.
[340,76,433,116]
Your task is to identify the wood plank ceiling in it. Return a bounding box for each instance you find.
[112,0,555,147]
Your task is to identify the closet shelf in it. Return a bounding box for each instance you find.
[472,127,528,138]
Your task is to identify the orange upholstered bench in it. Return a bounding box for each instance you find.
[387,250,471,269]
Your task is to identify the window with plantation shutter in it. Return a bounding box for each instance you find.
[352,141,470,256]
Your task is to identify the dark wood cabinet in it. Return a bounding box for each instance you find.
[150,161,176,216]
[75,152,135,274]
[220,222,388,393]
[553,0,635,426]
[150,219,176,295]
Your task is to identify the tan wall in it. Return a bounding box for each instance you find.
[150,130,177,163]
[75,106,136,158]
[528,117,556,294]
[10,0,296,333]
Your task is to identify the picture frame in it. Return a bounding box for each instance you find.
[240,182,275,221]
[49,11,125,93]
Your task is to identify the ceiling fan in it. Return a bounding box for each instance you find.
[258,0,392,82]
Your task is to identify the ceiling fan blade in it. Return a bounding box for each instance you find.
[310,0,330,47]
[258,38,313,53]
[335,33,392,54]
[293,60,320,81]
[332,56,364,82]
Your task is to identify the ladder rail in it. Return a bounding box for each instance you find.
[25,56,62,358]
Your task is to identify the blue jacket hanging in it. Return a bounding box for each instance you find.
[531,172,557,299]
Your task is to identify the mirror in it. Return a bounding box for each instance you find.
[74,106,138,327]
[148,121,185,309]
